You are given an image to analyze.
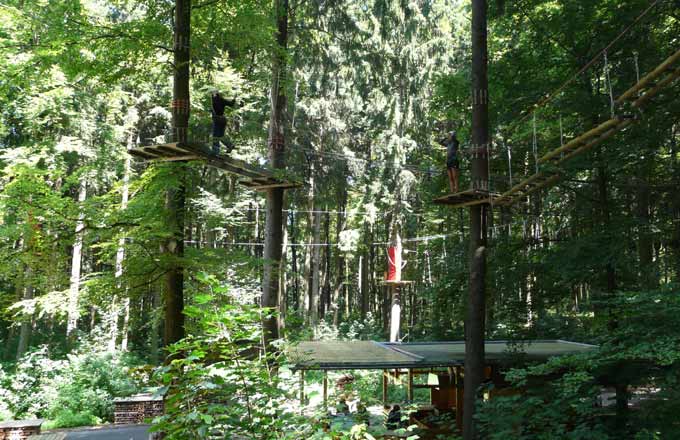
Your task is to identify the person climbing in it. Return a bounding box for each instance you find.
[439,130,460,193]
[211,91,237,155]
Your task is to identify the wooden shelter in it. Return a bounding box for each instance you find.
[289,340,597,431]
[128,141,301,191]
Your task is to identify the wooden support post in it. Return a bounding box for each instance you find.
[299,370,305,412]
[455,367,464,432]
[323,371,328,409]
[382,370,388,405]
[430,368,434,404]
[407,368,414,402]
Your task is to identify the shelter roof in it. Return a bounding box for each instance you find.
[288,340,597,370]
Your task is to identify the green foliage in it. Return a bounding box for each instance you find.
[0,341,143,428]
[151,274,304,439]
[42,410,100,430]
[45,346,140,423]
[477,287,680,439]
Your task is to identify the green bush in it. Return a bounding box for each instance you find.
[151,273,306,439]
[46,348,139,423]
[43,410,100,430]
[0,340,144,428]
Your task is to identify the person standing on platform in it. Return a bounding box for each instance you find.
[211,91,236,155]
[439,130,460,193]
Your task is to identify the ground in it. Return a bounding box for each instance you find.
[33,424,151,440]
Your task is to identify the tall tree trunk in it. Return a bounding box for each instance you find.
[290,211,300,310]
[309,211,322,324]
[109,153,131,352]
[67,179,87,340]
[120,297,131,351]
[149,286,161,364]
[163,0,190,351]
[464,0,489,437]
[333,187,347,320]
[321,212,331,319]
[280,210,289,328]
[360,250,369,319]
[16,270,33,360]
[261,0,288,344]
[303,168,315,315]
[636,155,655,289]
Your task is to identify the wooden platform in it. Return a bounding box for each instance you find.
[128,141,301,191]
[433,189,499,208]
[379,280,416,286]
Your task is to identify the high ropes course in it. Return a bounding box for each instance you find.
[434,46,680,209]
[128,141,300,191]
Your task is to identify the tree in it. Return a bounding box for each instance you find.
[463,0,489,438]
[162,0,191,350]
[262,0,289,344]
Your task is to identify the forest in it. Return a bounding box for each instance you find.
[0,0,679,439]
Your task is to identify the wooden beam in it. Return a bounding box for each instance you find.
[156,145,191,157]
[632,67,680,108]
[299,370,305,413]
[323,371,328,409]
[248,182,302,191]
[143,155,200,163]
[158,142,195,154]
[616,48,680,103]
[128,150,157,160]
[407,369,414,402]
[455,367,464,431]
[539,117,620,164]
[560,118,634,163]
[137,147,164,158]
[383,370,388,405]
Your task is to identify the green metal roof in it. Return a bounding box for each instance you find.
[288,340,597,370]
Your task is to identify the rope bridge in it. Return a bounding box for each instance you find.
[435,47,680,208]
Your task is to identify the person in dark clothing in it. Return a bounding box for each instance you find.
[211,92,237,155]
[439,130,460,193]
[385,404,402,430]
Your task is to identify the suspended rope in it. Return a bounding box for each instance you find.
[559,115,565,160]
[604,50,615,118]
[532,114,539,175]
[634,51,641,90]
[505,139,513,187]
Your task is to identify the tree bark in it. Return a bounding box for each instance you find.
[360,252,369,319]
[321,212,331,319]
[636,156,656,289]
[67,179,87,340]
[16,270,33,360]
[310,211,322,324]
[261,0,289,344]
[280,208,289,327]
[109,153,131,352]
[163,0,190,351]
[464,0,489,438]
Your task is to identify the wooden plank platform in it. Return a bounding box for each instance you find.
[128,141,301,191]
[379,280,416,285]
[433,189,499,208]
